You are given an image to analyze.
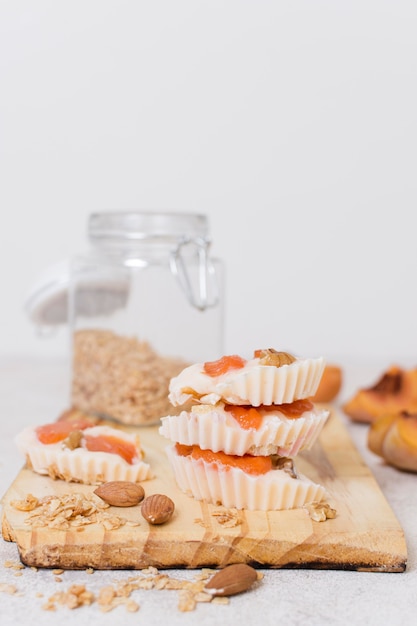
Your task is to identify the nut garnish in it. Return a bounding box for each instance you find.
[94,481,145,507]
[141,494,175,525]
[272,456,299,479]
[304,501,337,522]
[62,430,83,450]
[255,349,296,367]
[204,563,258,597]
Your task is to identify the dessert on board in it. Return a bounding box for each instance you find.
[16,410,152,485]
[160,349,330,510]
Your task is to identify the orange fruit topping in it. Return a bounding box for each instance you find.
[260,399,314,419]
[203,354,246,377]
[224,405,263,430]
[83,434,138,464]
[175,443,272,475]
[35,419,93,444]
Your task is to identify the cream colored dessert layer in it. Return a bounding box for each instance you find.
[166,445,326,511]
[159,403,329,457]
[169,357,325,407]
[15,425,152,485]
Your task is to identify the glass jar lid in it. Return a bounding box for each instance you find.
[89,212,209,244]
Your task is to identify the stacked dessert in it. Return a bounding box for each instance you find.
[159,349,330,510]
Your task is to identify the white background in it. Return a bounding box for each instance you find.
[1,0,417,367]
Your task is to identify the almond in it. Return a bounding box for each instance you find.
[94,481,145,507]
[204,563,258,597]
[141,494,175,524]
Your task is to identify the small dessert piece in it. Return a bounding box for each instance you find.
[169,350,325,408]
[166,443,325,510]
[368,411,417,472]
[159,400,329,457]
[343,365,417,423]
[16,421,152,485]
[311,364,343,403]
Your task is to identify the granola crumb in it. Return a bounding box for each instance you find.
[125,599,140,612]
[71,329,188,426]
[11,492,131,531]
[211,508,242,528]
[304,501,337,522]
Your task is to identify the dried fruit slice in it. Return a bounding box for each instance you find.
[343,366,417,423]
[84,434,138,464]
[203,355,247,377]
[175,443,273,476]
[35,419,93,444]
[368,411,417,472]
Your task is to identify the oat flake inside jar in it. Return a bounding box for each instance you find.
[27,212,224,426]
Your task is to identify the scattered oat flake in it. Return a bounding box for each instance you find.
[0,583,18,595]
[212,508,242,528]
[12,492,133,531]
[11,493,38,511]
[4,559,24,570]
[212,596,230,605]
[178,589,197,612]
[126,599,140,612]
[194,518,208,528]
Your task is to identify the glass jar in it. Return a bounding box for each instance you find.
[68,211,223,426]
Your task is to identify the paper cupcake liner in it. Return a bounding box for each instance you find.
[165,444,326,511]
[169,357,325,407]
[16,426,152,485]
[159,404,329,457]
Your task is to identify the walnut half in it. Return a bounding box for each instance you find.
[255,349,296,367]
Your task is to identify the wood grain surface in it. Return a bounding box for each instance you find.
[0,410,407,572]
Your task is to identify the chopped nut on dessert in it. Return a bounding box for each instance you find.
[255,349,296,367]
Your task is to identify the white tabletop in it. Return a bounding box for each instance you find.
[0,357,416,626]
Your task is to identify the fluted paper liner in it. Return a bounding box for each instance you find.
[169,357,325,407]
[160,403,330,457]
[166,444,326,510]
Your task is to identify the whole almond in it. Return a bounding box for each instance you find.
[94,481,145,507]
[141,494,175,524]
[204,563,258,597]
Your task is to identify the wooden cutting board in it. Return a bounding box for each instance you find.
[1,409,407,572]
